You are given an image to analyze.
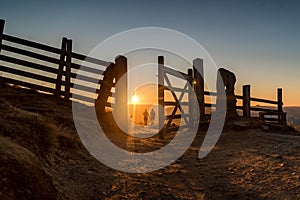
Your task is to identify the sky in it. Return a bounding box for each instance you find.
[1,0,300,106]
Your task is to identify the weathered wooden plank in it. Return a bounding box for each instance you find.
[63,68,107,86]
[114,55,128,131]
[164,65,189,80]
[158,56,165,139]
[0,54,58,74]
[64,71,100,83]
[204,91,217,96]
[205,103,216,107]
[64,39,72,100]
[188,68,195,125]
[250,97,278,105]
[70,82,106,95]
[0,76,55,93]
[193,58,205,121]
[0,65,57,84]
[70,93,95,103]
[277,88,283,124]
[72,73,115,88]
[55,37,67,96]
[277,88,283,112]
[71,52,111,66]
[164,86,189,93]
[60,81,112,97]
[243,85,251,117]
[236,106,244,110]
[164,101,190,106]
[0,19,5,53]
[2,34,61,54]
[1,44,60,64]
[95,63,116,115]
[71,95,115,107]
[235,94,243,99]
[165,114,190,119]
[0,55,111,87]
[163,75,190,128]
[71,62,104,74]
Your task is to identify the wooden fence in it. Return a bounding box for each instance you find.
[202,85,284,123]
[0,19,285,131]
[0,19,128,122]
[157,56,286,133]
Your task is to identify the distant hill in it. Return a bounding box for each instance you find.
[284,107,300,130]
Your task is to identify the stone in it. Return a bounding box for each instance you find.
[217,68,237,118]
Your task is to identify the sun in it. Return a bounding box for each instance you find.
[131,95,139,104]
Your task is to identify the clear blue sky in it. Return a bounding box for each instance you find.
[1,0,300,105]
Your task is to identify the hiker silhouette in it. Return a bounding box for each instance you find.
[150,108,155,125]
[143,109,150,125]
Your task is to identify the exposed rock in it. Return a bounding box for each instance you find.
[217,68,237,118]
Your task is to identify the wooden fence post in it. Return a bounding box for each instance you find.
[193,58,205,121]
[0,19,5,53]
[115,55,128,132]
[64,39,72,100]
[158,56,165,139]
[243,85,251,117]
[187,68,194,128]
[55,37,67,96]
[277,88,283,124]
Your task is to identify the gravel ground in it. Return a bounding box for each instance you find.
[0,83,299,200]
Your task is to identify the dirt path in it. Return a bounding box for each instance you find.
[47,127,299,199]
[0,83,299,199]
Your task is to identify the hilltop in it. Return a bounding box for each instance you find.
[0,82,299,200]
[284,107,300,131]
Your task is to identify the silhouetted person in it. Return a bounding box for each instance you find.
[150,108,155,125]
[143,109,150,125]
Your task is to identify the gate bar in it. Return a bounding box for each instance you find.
[158,56,165,139]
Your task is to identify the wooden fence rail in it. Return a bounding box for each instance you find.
[0,19,120,109]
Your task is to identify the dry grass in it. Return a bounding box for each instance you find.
[0,89,82,199]
[0,98,58,160]
[0,137,57,200]
[56,130,82,150]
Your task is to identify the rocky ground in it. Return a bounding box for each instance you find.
[0,82,299,200]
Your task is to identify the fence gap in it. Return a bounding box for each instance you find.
[158,56,165,139]
[193,58,205,121]
[55,37,67,96]
[243,85,251,117]
[64,39,72,100]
